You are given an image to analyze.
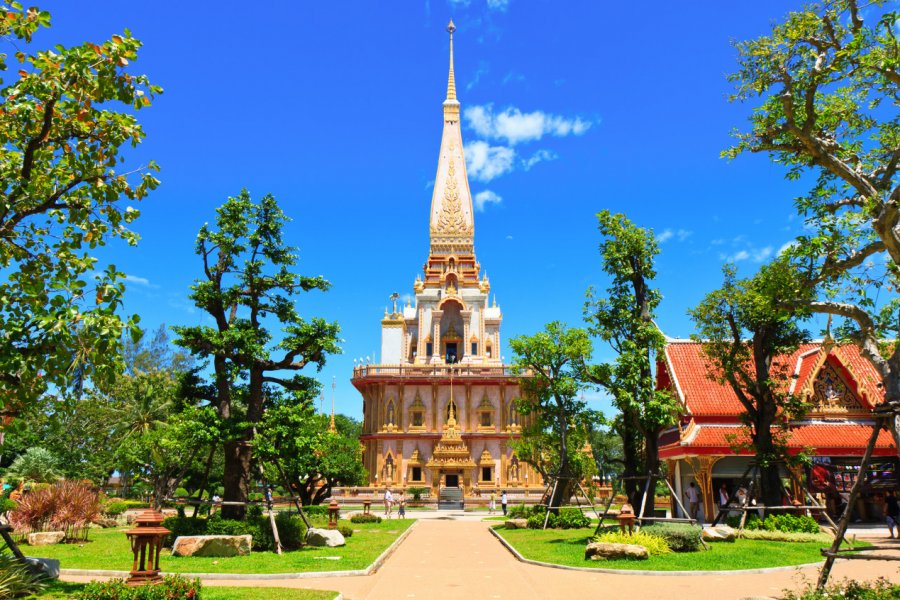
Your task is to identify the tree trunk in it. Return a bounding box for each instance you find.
[619,408,644,507]
[221,440,251,520]
[641,430,661,517]
[753,408,782,511]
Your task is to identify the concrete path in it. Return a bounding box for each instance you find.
[63,518,900,600]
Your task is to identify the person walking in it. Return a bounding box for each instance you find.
[885,491,899,538]
[501,490,508,516]
[384,488,394,518]
[685,481,702,522]
[489,491,497,515]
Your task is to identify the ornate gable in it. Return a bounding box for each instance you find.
[810,360,864,414]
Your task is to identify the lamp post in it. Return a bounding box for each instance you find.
[124,510,170,586]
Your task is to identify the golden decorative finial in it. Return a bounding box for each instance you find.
[823,314,835,349]
[446,19,457,102]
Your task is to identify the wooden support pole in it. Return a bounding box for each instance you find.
[817,416,883,590]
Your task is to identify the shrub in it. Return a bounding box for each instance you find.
[303,505,327,517]
[76,575,201,599]
[338,525,353,538]
[275,512,307,550]
[507,503,531,519]
[350,513,382,524]
[173,487,190,498]
[557,508,591,529]
[407,487,428,502]
[103,500,128,517]
[592,530,671,556]
[780,577,899,600]
[0,497,18,514]
[123,500,150,509]
[248,492,264,503]
[0,552,48,598]
[162,516,207,545]
[10,480,101,542]
[641,523,702,552]
[4,448,61,484]
[527,512,558,529]
[738,529,833,543]
[753,514,820,534]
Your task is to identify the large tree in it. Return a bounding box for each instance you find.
[0,6,160,414]
[725,0,900,442]
[174,191,340,519]
[690,262,812,509]
[583,210,677,509]
[509,321,599,511]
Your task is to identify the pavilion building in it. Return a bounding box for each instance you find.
[657,339,898,521]
[351,22,536,502]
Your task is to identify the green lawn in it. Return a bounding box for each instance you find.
[25,519,414,574]
[493,526,868,571]
[32,580,338,599]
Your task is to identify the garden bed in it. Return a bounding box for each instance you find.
[30,580,339,599]
[492,525,868,572]
[23,519,415,574]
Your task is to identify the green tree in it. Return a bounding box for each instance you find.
[256,407,366,506]
[689,262,812,509]
[725,0,900,438]
[115,405,220,509]
[509,321,599,511]
[583,210,678,508]
[0,6,160,415]
[174,191,341,519]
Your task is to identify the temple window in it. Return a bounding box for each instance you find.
[480,412,492,427]
[409,392,426,430]
[471,342,478,355]
[486,342,492,358]
[476,393,494,431]
[426,342,433,357]
[412,467,423,482]
[481,466,492,482]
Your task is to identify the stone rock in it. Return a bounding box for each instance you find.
[306,527,346,548]
[584,542,649,561]
[25,557,60,579]
[94,518,119,528]
[504,519,528,529]
[702,525,737,542]
[26,531,65,546]
[171,535,252,557]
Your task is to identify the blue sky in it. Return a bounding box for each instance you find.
[34,0,827,419]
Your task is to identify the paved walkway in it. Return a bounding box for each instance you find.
[63,518,900,600]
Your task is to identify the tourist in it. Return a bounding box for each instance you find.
[501,490,508,516]
[489,491,497,515]
[685,481,701,522]
[398,492,406,518]
[884,491,899,538]
[384,488,394,518]
[718,483,729,508]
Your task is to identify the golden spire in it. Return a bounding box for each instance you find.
[430,20,475,255]
[446,20,457,102]
[328,376,336,433]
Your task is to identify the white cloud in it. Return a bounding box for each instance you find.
[464,104,593,145]
[465,140,515,182]
[657,228,692,244]
[466,61,488,91]
[447,0,471,5]
[474,190,502,212]
[522,149,557,171]
[506,234,514,240]
[720,246,772,263]
[125,274,158,288]
[502,71,524,85]
[487,0,510,10]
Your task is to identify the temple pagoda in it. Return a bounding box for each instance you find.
[352,22,536,501]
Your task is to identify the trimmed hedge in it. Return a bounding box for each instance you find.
[162,513,307,551]
[745,513,820,534]
[350,513,382,524]
[103,500,128,516]
[76,575,200,599]
[641,523,702,552]
[525,508,591,530]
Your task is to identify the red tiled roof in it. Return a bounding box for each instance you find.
[664,342,884,416]
[675,423,895,452]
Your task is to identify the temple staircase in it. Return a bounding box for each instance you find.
[438,486,464,510]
